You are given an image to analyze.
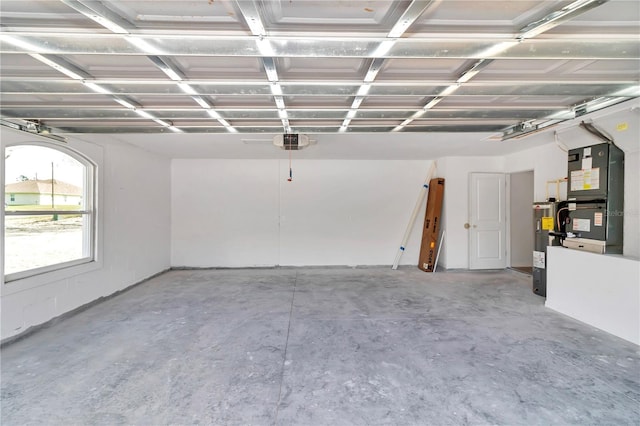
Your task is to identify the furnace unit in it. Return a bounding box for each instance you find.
[564,142,624,254]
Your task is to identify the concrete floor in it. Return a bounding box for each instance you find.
[1,267,639,425]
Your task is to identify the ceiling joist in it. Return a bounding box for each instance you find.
[0,0,637,136]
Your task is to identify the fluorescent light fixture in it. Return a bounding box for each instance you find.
[439,84,459,97]
[135,110,154,120]
[278,109,289,119]
[192,96,210,109]
[285,125,292,133]
[0,34,46,53]
[339,124,348,133]
[271,83,283,96]
[356,84,371,97]
[83,82,111,95]
[126,36,162,55]
[275,97,286,110]
[341,118,351,128]
[218,118,232,127]
[168,126,183,133]
[371,40,396,58]
[346,110,357,119]
[257,38,275,56]
[113,97,137,109]
[207,109,222,119]
[474,41,518,59]
[177,83,197,95]
[392,125,404,132]
[400,118,413,126]
[281,118,290,127]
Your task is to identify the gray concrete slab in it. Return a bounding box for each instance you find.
[1,267,638,425]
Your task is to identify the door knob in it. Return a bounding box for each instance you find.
[464,223,470,229]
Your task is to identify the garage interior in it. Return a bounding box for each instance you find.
[1,0,639,424]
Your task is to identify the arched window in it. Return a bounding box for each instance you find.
[4,142,96,281]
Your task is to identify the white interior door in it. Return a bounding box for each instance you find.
[469,172,507,270]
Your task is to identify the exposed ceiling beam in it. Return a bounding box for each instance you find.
[393,0,615,132]
[0,108,570,121]
[2,81,635,98]
[234,0,291,133]
[55,0,236,133]
[2,34,636,60]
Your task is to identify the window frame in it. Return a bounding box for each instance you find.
[3,140,98,283]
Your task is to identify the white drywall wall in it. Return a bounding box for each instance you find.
[504,143,569,203]
[546,246,640,345]
[171,159,433,267]
[509,171,534,268]
[171,160,280,267]
[437,156,504,269]
[279,160,430,266]
[1,129,171,341]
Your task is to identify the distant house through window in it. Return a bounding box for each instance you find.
[3,143,96,281]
